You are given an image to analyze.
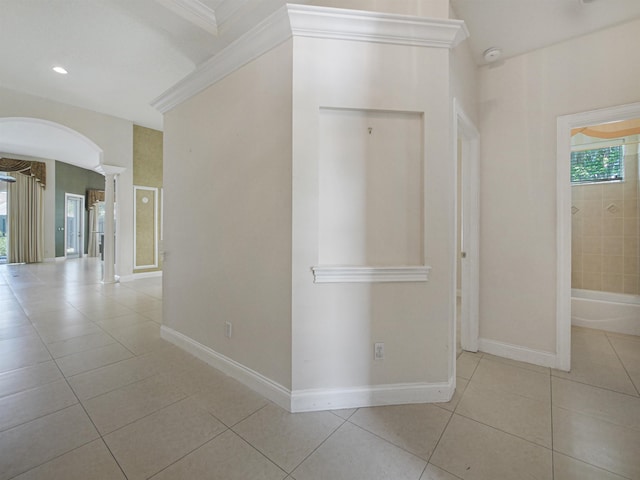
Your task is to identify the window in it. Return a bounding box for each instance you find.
[571,145,624,184]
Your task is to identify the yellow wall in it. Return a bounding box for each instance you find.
[133,125,163,273]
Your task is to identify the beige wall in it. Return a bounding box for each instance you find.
[163,11,462,399]
[478,18,640,354]
[572,142,639,295]
[133,125,163,273]
[291,35,454,390]
[163,40,294,389]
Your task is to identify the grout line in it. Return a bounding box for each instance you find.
[32,328,130,480]
[553,451,635,480]
[451,411,553,452]
[5,437,106,480]
[146,427,235,480]
[552,374,640,399]
[343,414,430,464]
[233,407,349,475]
[224,425,291,476]
[426,409,456,466]
[225,401,271,429]
[605,333,640,396]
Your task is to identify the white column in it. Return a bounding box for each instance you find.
[99,165,126,284]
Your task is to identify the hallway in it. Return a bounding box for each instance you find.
[0,259,639,479]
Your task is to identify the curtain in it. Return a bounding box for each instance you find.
[87,189,104,207]
[8,173,44,263]
[0,158,46,186]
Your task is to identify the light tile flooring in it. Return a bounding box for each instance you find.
[1,259,639,479]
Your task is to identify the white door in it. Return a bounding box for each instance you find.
[455,101,480,354]
[65,193,84,258]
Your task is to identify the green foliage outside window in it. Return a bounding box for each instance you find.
[571,146,623,184]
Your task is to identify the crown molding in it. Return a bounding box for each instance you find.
[154,0,218,35]
[288,4,468,48]
[151,4,469,114]
[152,5,291,113]
[97,164,126,176]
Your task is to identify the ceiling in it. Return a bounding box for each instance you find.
[451,0,640,65]
[1,0,640,134]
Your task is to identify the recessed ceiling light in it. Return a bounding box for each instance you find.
[52,66,68,75]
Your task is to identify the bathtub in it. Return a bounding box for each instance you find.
[572,289,640,336]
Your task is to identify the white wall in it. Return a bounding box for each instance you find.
[478,19,640,355]
[291,36,454,392]
[0,88,135,277]
[162,41,294,389]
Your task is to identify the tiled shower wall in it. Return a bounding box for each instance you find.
[572,143,639,295]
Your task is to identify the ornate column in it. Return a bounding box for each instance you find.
[99,165,126,284]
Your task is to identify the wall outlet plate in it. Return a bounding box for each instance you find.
[374,342,384,360]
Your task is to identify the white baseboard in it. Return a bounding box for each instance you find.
[478,337,557,369]
[44,256,66,263]
[160,326,292,411]
[162,325,456,413]
[290,380,454,413]
[120,271,163,282]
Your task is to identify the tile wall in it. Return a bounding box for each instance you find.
[572,143,639,295]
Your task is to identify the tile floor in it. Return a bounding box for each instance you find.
[1,259,639,479]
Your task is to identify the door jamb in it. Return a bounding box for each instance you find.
[64,193,85,258]
[556,101,640,372]
[453,99,480,356]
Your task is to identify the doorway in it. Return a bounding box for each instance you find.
[0,174,7,264]
[454,100,481,358]
[557,101,640,371]
[65,193,85,258]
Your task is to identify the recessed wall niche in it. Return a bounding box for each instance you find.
[318,108,424,267]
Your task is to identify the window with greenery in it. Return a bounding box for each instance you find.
[571,145,624,184]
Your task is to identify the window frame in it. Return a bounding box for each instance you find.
[570,144,625,185]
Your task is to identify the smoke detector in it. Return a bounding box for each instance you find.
[483,47,502,63]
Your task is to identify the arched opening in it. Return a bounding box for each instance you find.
[0,117,104,169]
[0,117,115,280]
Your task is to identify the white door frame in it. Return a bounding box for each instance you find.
[133,185,159,270]
[453,99,481,355]
[556,101,640,372]
[64,193,85,258]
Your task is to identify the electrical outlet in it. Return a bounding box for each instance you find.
[374,342,384,360]
[225,321,232,338]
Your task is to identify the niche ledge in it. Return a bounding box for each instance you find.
[312,266,431,283]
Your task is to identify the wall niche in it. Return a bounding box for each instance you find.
[318,107,424,268]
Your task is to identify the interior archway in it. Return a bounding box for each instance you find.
[0,117,103,169]
[0,117,106,266]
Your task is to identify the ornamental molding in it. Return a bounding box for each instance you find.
[311,266,432,283]
[151,4,469,114]
[154,0,218,35]
[287,4,468,48]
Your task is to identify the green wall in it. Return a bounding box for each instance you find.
[55,161,105,257]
